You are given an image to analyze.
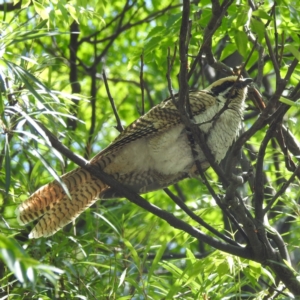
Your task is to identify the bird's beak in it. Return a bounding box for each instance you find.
[237,78,266,111]
[249,86,266,111]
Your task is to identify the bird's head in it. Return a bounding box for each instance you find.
[205,76,253,107]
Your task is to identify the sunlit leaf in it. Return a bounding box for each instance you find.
[94,212,121,235]
[123,239,140,267]
[280,96,299,106]
[234,30,248,57]
[148,239,168,281]
[251,19,265,42]
[33,1,49,20]
[118,268,127,287]
[285,44,300,61]
[65,4,79,23]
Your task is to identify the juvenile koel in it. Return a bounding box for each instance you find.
[16,76,252,238]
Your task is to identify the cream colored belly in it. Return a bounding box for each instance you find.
[103,124,194,176]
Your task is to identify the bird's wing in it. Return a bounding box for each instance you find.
[91,91,216,162]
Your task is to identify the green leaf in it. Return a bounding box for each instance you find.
[280,96,299,106]
[30,148,72,199]
[4,133,11,193]
[26,266,36,284]
[94,212,121,235]
[1,248,15,272]
[251,19,265,42]
[7,106,51,146]
[261,267,276,285]
[146,26,165,40]
[144,36,162,53]
[14,260,27,283]
[148,240,168,281]
[252,9,272,20]
[4,60,60,108]
[285,44,300,61]
[65,4,79,23]
[165,12,182,28]
[123,239,140,267]
[0,235,63,287]
[0,68,6,116]
[118,268,127,288]
[75,261,114,269]
[57,2,70,23]
[183,260,204,287]
[236,10,249,28]
[234,30,248,57]
[33,0,49,20]
[20,0,31,8]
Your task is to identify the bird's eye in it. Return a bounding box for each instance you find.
[211,81,234,95]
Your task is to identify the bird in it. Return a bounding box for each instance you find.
[16,76,253,239]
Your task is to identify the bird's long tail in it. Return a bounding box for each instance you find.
[15,168,108,239]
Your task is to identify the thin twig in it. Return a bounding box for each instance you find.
[164,188,240,246]
[166,47,177,101]
[89,3,182,70]
[85,38,99,159]
[263,163,300,215]
[171,45,177,70]
[265,31,280,79]
[273,3,279,64]
[68,21,81,131]
[102,70,124,133]
[177,0,190,114]
[78,0,136,45]
[284,56,299,82]
[241,37,258,76]
[278,31,284,67]
[140,52,145,115]
[254,121,275,222]
[145,250,212,261]
[188,0,234,80]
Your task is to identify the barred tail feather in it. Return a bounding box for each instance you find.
[15,168,107,238]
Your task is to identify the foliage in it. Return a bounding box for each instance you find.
[0,0,300,298]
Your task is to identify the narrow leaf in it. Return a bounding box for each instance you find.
[31,148,71,199]
[285,44,300,61]
[4,134,11,193]
[118,268,127,288]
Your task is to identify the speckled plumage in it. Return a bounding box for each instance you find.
[16,76,252,238]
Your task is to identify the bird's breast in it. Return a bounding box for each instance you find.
[147,124,194,175]
[103,124,194,176]
[195,106,243,163]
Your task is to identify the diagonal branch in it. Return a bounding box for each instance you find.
[103,70,124,133]
[164,188,240,246]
